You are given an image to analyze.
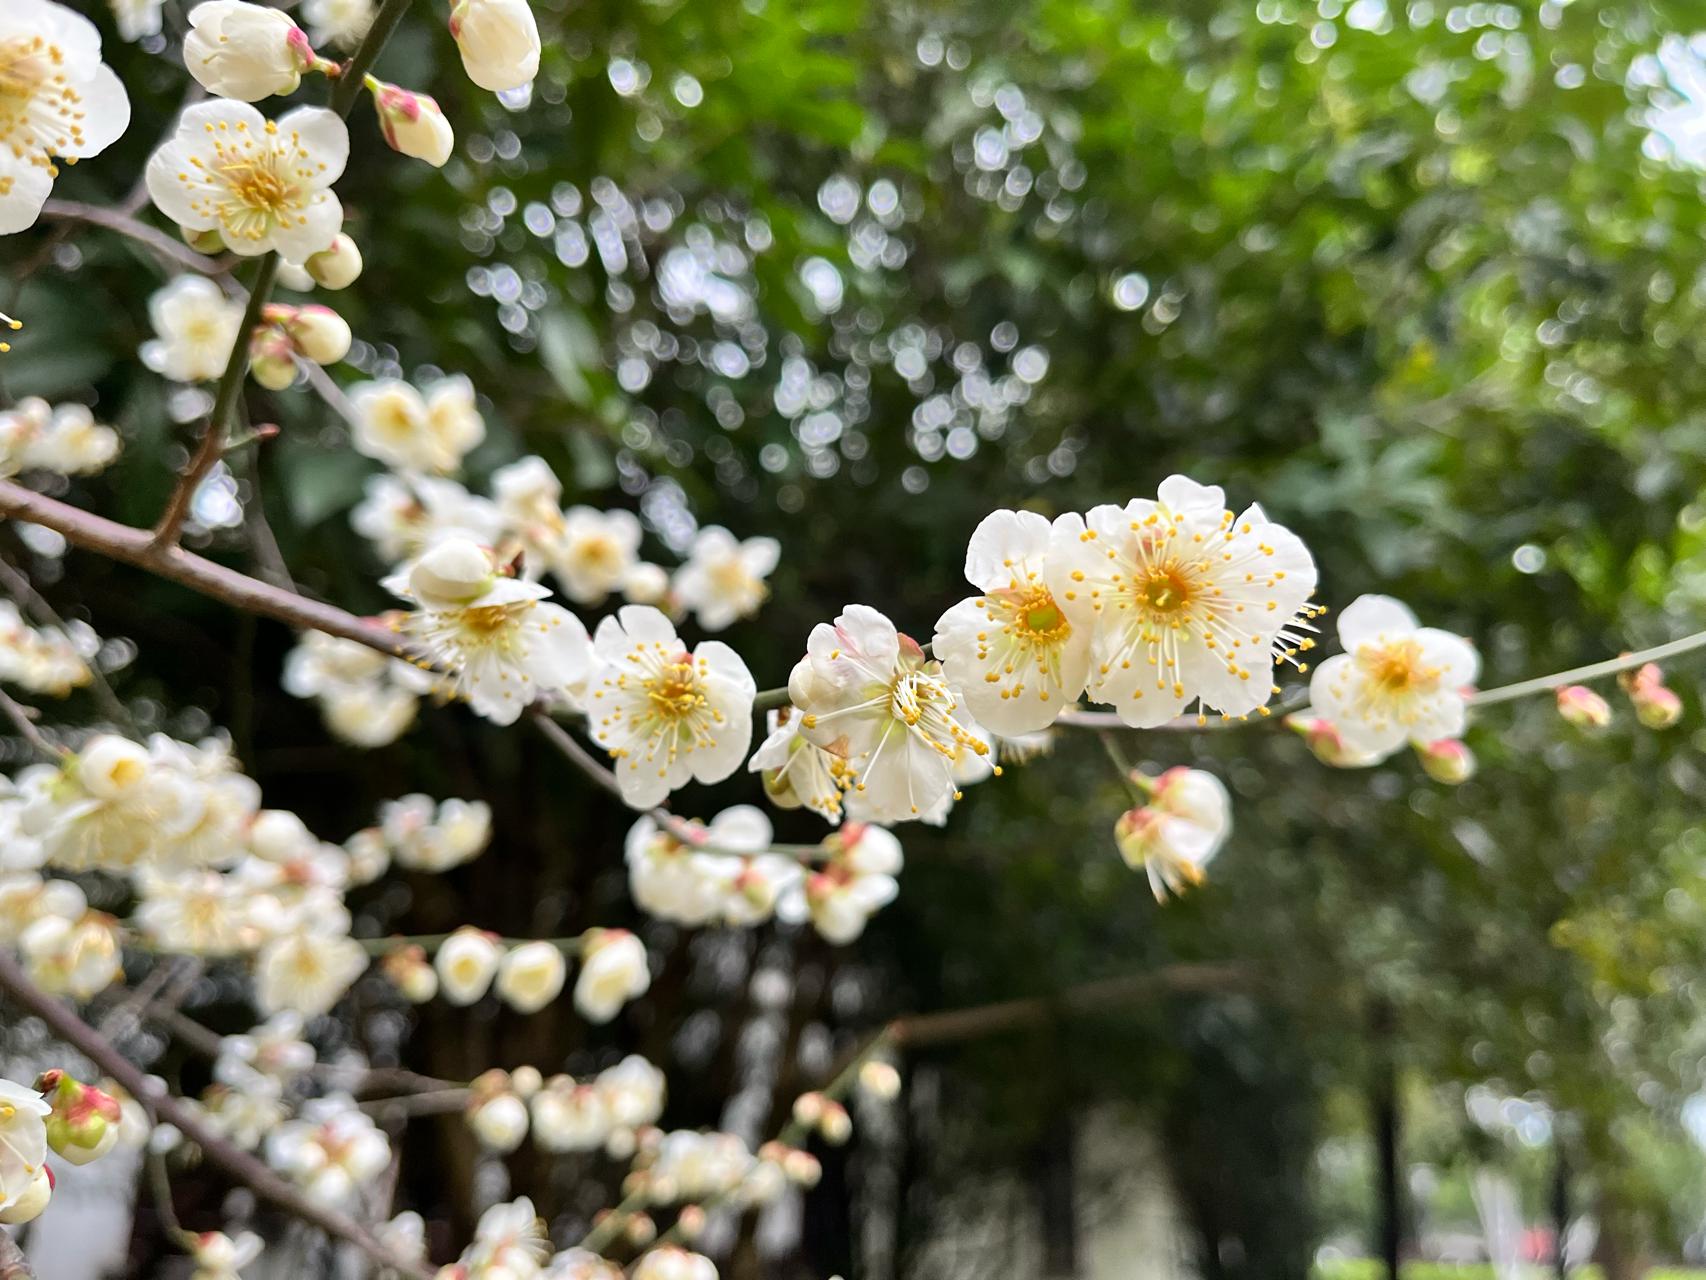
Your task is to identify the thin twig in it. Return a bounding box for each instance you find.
[0,686,61,761]
[0,950,435,1280]
[37,200,226,276]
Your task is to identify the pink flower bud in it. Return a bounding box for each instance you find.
[371,81,455,167]
[248,325,297,391]
[818,1100,852,1146]
[1414,738,1475,785]
[305,234,364,290]
[1556,685,1611,729]
[1285,715,1371,768]
[37,1070,121,1166]
[281,304,351,366]
[791,1091,825,1127]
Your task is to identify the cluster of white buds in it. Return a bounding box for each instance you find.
[248,302,353,391]
[0,399,121,480]
[263,1095,390,1205]
[0,603,98,698]
[456,1056,668,1165]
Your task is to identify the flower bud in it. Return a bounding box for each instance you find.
[509,1065,543,1099]
[625,1213,657,1247]
[283,305,352,366]
[1111,806,1158,871]
[0,1167,51,1225]
[1414,738,1474,785]
[371,81,455,167]
[248,325,297,391]
[857,1060,902,1103]
[448,0,541,92]
[466,1091,528,1153]
[1285,714,1373,768]
[790,1091,825,1127]
[435,926,503,1004]
[381,944,438,1003]
[410,539,498,608]
[75,735,149,800]
[1629,672,1682,729]
[36,1071,122,1166]
[182,226,227,255]
[1556,685,1611,730]
[818,1099,852,1146]
[782,1148,822,1187]
[306,234,364,291]
[622,563,672,607]
[676,1204,707,1240]
[495,940,567,1014]
[183,1,317,102]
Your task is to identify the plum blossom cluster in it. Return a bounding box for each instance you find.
[282,630,434,747]
[0,602,99,698]
[459,1056,666,1158]
[0,399,121,479]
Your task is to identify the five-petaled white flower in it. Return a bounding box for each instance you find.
[1046,475,1319,726]
[553,507,643,605]
[0,1077,51,1218]
[146,100,348,260]
[1306,594,1479,763]
[934,508,1092,736]
[1112,766,1232,901]
[348,377,485,474]
[788,604,987,824]
[587,606,756,808]
[388,538,593,727]
[140,275,244,384]
[0,0,131,235]
[673,526,780,632]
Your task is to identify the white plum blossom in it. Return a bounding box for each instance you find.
[141,276,244,384]
[625,805,771,925]
[1307,594,1479,764]
[20,908,123,998]
[632,1247,718,1280]
[672,526,780,632]
[302,0,374,49]
[182,2,317,103]
[587,606,756,808]
[110,0,165,42]
[530,1076,609,1153]
[146,101,348,260]
[574,928,650,1024]
[282,630,428,748]
[348,377,485,474]
[553,507,643,605]
[467,1090,529,1152]
[0,0,131,235]
[596,1054,666,1133]
[389,538,593,727]
[0,1079,51,1218]
[449,0,541,92]
[1112,766,1232,901]
[377,794,491,872]
[777,823,902,945]
[134,869,262,956]
[0,398,121,478]
[934,509,1092,735]
[0,600,96,696]
[436,926,503,1005]
[188,1230,263,1280]
[1046,475,1320,726]
[254,926,368,1017]
[265,1096,390,1205]
[788,604,988,824]
[749,707,852,823]
[458,1196,551,1276]
[496,940,567,1014]
[352,473,504,563]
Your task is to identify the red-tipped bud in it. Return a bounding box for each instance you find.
[1556,685,1611,730]
[1414,738,1475,785]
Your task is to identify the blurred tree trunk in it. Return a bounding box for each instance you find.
[1592,1190,1648,1280]
[1034,1112,1078,1278]
[1552,1146,1569,1279]
[1369,1001,1403,1280]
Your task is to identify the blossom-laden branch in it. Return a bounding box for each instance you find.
[0,950,435,1280]
[147,0,416,553]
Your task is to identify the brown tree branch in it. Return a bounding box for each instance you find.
[0,1231,33,1280]
[0,950,434,1280]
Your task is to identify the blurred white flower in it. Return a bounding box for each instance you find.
[1113,766,1232,901]
[265,1096,390,1205]
[552,507,643,605]
[574,928,649,1023]
[348,377,485,474]
[672,527,779,632]
[436,926,502,1005]
[141,276,244,384]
